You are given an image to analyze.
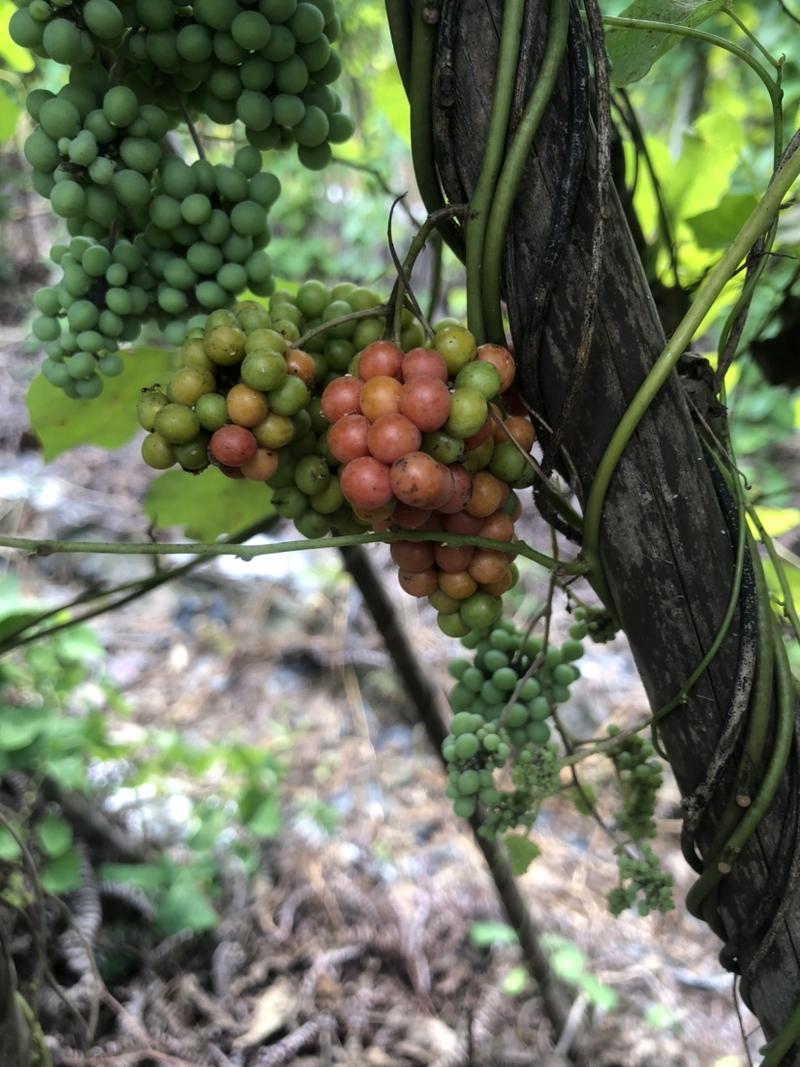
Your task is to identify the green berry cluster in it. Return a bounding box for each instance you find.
[607,727,663,842]
[440,616,587,829]
[607,844,674,917]
[11,0,352,168]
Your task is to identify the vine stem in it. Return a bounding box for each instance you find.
[295,304,391,349]
[178,100,206,161]
[0,529,588,575]
[602,16,783,165]
[464,0,527,342]
[581,136,800,612]
[481,0,570,344]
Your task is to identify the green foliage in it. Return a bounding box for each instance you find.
[540,934,619,1012]
[144,466,274,540]
[606,0,726,87]
[504,833,540,876]
[469,920,519,948]
[27,346,176,460]
[607,844,675,916]
[0,577,284,938]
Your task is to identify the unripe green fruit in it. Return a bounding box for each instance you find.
[141,432,176,469]
[153,403,201,444]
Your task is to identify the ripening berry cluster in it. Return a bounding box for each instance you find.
[608,844,674,917]
[11,0,352,168]
[320,329,539,638]
[138,299,318,478]
[439,617,586,827]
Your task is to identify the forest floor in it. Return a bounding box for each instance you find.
[0,217,766,1067]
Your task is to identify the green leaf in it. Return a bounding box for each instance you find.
[606,0,726,87]
[36,815,73,858]
[550,941,586,983]
[0,83,20,140]
[144,466,274,540]
[246,794,281,839]
[99,863,168,893]
[41,850,81,894]
[504,834,540,876]
[27,346,176,461]
[469,921,518,949]
[0,0,35,71]
[156,879,217,935]
[0,707,52,751]
[579,973,619,1012]
[685,194,760,249]
[45,756,87,791]
[501,966,529,996]
[0,825,21,861]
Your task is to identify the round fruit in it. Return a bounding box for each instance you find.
[367,413,421,465]
[389,452,450,510]
[476,343,516,391]
[328,413,370,464]
[340,456,393,510]
[227,383,269,427]
[398,568,438,598]
[398,377,451,433]
[357,339,403,380]
[210,425,258,467]
[321,375,361,421]
[153,403,201,444]
[360,375,402,421]
[390,540,436,573]
[402,347,448,382]
[434,325,476,374]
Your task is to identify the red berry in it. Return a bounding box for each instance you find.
[367,413,421,465]
[358,340,404,380]
[328,413,370,464]
[210,425,258,467]
[321,376,361,422]
[398,377,451,433]
[402,347,448,382]
[340,456,393,509]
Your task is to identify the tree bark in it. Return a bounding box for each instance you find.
[427,0,800,1050]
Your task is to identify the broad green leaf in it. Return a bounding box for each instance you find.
[579,973,619,1012]
[246,795,281,839]
[368,66,410,146]
[0,83,20,140]
[27,346,176,461]
[606,0,726,87]
[0,0,35,71]
[501,967,528,996]
[41,850,81,894]
[0,825,21,861]
[54,626,104,662]
[504,834,540,876]
[46,755,87,791]
[144,466,273,540]
[469,921,518,948]
[0,707,52,750]
[99,863,168,893]
[36,815,73,858]
[686,194,759,250]
[752,507,800,538]
[156,881,217,935]
[549,941,586,983]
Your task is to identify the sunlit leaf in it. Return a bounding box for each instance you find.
[0,0,35,72]
[144,466,274,540]
[501,966,528,996]
[469,921,518,948]
[41,850,81,894]
[686,194,759,249]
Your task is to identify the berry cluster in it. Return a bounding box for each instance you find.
[607,844,674,917]
[440,617,585,827]
[17,0,350,397]
[320,330,537,636]
[11,0,352,168]
[607,727,663,842]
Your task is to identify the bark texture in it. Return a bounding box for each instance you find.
[429,0,800,1048]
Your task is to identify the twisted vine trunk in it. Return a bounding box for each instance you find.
[419,0,800,1051]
